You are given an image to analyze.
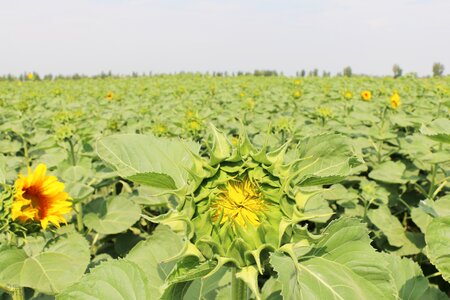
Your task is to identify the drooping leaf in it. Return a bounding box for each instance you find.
[270,218,396,300]
[426,216,450,282]
[57,260,153,300]
[382,253,448,300]
[0,231,90,295]
[83,195,141,234]
[125,225,186,298]
[368,205,423,255]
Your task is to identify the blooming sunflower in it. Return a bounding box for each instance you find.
[390,92,401,109]
[361,90,372,101]
[212,178,267,227]
[344,91,353,100]
[12,164,72,229]
[293,90,302,99]
[105,91,114,100]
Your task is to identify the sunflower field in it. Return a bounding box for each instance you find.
[0,74,449,299]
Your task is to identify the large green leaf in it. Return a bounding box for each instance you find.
[57,260,153,300]
[426,216,450,282]
[290,134,360,186]
[369,161,407,184]
[97,134,200,194]
[83,195,141,234]
[368,205,423,255]
[0,231,90,295]
[270,218,396,300]
[382,253,448,300]
[411,195,450,233]
[420,118,450,144]
[125,225,186,298]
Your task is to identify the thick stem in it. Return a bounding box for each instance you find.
[0,285,24,300]
[231,268,247,300]
[428,143,443,200]
[67,138,77,166]
[377,139,383,163]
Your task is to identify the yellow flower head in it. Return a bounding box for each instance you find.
[12,164,72,229]
[390,92,401,109]
[318,107,332,118]
[189,120,201,131]
[361,90,372,101]
[211,178,267,227]
[344,91,353,100]
[293,90,302,99]
[27,73,34,80]
[294,79,302,85]
[105,91,114,100]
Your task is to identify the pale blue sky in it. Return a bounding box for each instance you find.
[0,0,449,76]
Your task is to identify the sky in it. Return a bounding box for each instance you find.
[0,0,449,76]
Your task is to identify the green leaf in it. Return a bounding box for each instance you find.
[411,196,450,233]
[426,216,450,282]
[161,266,231,300]
[64,182,94,203]
[127,172,177,190]
[291,134,360,186]
[0,231,90,295]
[368,205,422,255]
[166,256,216,285]
[369,161,407,184]
[0,154,6,184]
[57,260,153,300]
[270,218,396,300]
[125,225,186,298]
[382,253,447,300]
[83,195,141,234]
[209,124,232,165]
[420,118,450,144]
[97,134,200,194]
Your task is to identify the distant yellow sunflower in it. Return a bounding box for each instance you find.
[344,91,353,100]
[293,90,302,99]
[12,164,72,229]
[390,92,401,109]
[211,178,267,227]
[361,90,372,101]
[105,91,114,100]
[27,73,34,80]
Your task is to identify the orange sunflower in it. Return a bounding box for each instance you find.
[12,163,72,229]
[105,91,114,100]
[361,90,372,101]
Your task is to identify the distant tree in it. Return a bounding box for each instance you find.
[308,69,319,77]
[343,66,352,77]
[432,62,444,77]
[392,64,403,78]
[300,69,306,77]
[43,74,53,81]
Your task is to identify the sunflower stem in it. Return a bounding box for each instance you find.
[67,138,77,166]
[0,285,24,300]
[75,202,84,232]
[231,267,247,300]
[428,143,443,200]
